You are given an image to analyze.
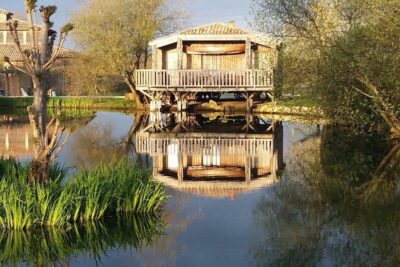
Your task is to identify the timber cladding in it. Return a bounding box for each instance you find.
[159,41,275,71]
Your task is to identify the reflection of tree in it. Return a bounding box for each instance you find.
[67,112,153,169]
[252,127,400,267]
[68,124,130,169]
[321,126,392,185]
[0,214,164,266]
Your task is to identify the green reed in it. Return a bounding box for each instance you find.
[0,159,166,230]
[0,214,164,266]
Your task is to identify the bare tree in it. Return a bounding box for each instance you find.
[5,0,73,184]
[71,0,185,106]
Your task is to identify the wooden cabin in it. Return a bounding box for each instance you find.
[135,22,279,112]
[136,114,284,198]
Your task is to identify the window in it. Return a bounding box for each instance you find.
[6,31,14,44]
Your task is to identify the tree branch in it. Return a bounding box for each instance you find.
[43,32,67,71]
[49,129,70,162]
[351,85,375,99]
[7,21,34,73]
[357,74,400,125]
[4,59,31,76]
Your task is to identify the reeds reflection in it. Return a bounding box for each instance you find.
[0,214,164,267]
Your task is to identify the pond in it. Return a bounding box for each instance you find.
[0,110,399,267]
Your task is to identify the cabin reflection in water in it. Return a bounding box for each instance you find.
[136,113,284,198]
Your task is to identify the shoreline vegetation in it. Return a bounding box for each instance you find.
[0,96,323,116]
[0,96,134,110]
[193,98,323,117]
[0,159,166,230]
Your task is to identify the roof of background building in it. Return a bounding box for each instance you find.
[0,19,36,31]
[0,9,10,15]
[0,9,41,31]
[0,44,75,62]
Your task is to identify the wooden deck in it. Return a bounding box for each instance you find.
[136,132,274,157]
[135,69,273,92]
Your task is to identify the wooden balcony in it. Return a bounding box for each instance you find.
[135,69,273,92]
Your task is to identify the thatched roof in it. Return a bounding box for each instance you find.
[179,23,248,35]
[156,174,277,199]
[150,22,277,48]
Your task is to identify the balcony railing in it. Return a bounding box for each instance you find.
[135,69,273,91]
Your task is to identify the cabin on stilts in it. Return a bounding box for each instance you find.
[135,22,279,112]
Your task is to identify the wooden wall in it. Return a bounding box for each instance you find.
[158,41,276,70]
[253,44,275,70]
[162,44,177,69]
[187,53,246,70]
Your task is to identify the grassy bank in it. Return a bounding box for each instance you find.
[0,160,166,230]
[0,96,135,110]
[254,97,323,116]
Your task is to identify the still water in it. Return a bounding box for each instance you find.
[0,111,399,267]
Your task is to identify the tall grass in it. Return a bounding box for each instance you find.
[0,96,133,110]
[0,159,166,230]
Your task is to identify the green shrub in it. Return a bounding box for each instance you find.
[0,159,166,230]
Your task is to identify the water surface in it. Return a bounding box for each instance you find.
[0,110,398,267]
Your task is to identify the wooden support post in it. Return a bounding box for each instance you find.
[245,37,252,69]
[152,45,158,69]
[266,92,275,103]
[176,92,182,111]
[177,145,184,185]
[150,92,162,112]
[176,92,188,111]
[245,156,252,184]
[246,92,255,113]
[177,38,183,70]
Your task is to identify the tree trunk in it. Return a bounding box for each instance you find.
[28,75,51,184]
[28,155,51,184]
[122,72,145,107]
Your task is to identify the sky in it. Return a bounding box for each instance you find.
[1,0,255,48]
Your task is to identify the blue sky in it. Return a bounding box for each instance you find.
[1,0,254,47]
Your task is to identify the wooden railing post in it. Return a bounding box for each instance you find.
[135,69,273,90]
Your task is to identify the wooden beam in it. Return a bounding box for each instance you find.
[177,147,184,184]
[151,45,158,69]
[177,38,183,70]
[150,34,276,48]
[245,37,252,69]
[186,166,245,178]
[245,156,252,184]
